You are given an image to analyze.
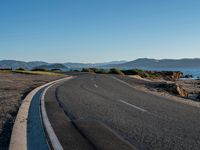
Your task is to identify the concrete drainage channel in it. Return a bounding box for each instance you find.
[9,76,73,150]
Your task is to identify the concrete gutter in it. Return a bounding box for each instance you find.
[9,76,73,150]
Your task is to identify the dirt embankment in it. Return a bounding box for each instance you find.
[0,71,64,150]
[129,74,200,104]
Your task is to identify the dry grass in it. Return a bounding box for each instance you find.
[13,70,63,76]
[0,71,65,149]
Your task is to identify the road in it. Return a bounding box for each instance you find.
[44,74,200,150]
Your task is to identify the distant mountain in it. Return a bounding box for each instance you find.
[110,58,200,69]
[26,61,49,69]
[0,60,127,70]
[2,58,199,70]
[63,63,91,68]
[93,60,128,67]
[63,60,127,69]
[34,63,66,70]
[0,60,48,70]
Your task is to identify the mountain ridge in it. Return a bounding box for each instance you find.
[0,60,127,70]
[108,58,200,69]
[0,58,200,70]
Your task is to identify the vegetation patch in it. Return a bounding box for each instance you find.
[80,68,182,80]
[13,70,64,76]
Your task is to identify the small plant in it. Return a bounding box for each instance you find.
[51,69,61,72]
[31,68,48,71]
[122,69,144,75]
[94,69,108,74]
[16,68,25,71]
[81,68,94,73]
[109,68,124,75]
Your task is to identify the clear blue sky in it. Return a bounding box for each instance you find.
[0,0,200,63]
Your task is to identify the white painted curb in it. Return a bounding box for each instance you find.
[40,76,73,150]
[9,76,73,150]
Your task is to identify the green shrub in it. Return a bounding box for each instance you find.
[81,68,108,74]
[95,69,108,74]
[109,68,124,75]
[140,72,149,78]
[73,70,80,72]
[89,68,98,73]
[16,68,25,71]
[51,69,61,72]
[81,68,94,73]
[31,68,48,71]
[122,69,144,75]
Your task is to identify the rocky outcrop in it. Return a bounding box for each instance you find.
[122,70,183,81]
[154,71,183,80]
[156,83,188,97]
[176,84,188,97]
[195,93,200,102]
[171,72,183,80]
[183,74,193,78]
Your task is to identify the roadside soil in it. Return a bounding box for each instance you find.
[0,71,64,150]
[118,75,200,108]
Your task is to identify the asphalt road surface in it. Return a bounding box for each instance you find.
[45,74,200,150]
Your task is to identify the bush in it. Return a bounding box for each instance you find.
[140,72,150,78]
[94,69,108,74]
[81,68,94,73]
[31,68,48,71]
[51,69,61,72]
[16,68,25,71]
[122,69,144,75]
[73,70,80,72]
[109,68,124,75]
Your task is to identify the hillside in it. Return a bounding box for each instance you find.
[34,63,66,70]
[109,58,200,69]
[0,60,48,70]
[1,59,200,70]
[0,60,126,70]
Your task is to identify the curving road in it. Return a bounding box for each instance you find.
[44,74,200,150]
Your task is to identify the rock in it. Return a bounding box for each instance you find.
[196,93,200,102]
[196,77,200,80]
[149,71,183,81]
[176,84,188,97]
[171,72,183,80]
[156,83,188,97]
[183,74,193,78]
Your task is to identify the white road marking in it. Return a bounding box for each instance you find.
[94,84,98,88]
[111,77,136,89]
[119,99,147,112]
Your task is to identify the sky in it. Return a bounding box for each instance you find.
[0,0,200,63]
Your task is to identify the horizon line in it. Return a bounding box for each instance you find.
[0,57,200,64]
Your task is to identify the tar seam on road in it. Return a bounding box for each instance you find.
[119,99,147,112]
[41,77,77,150]
[54,85,97,150]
